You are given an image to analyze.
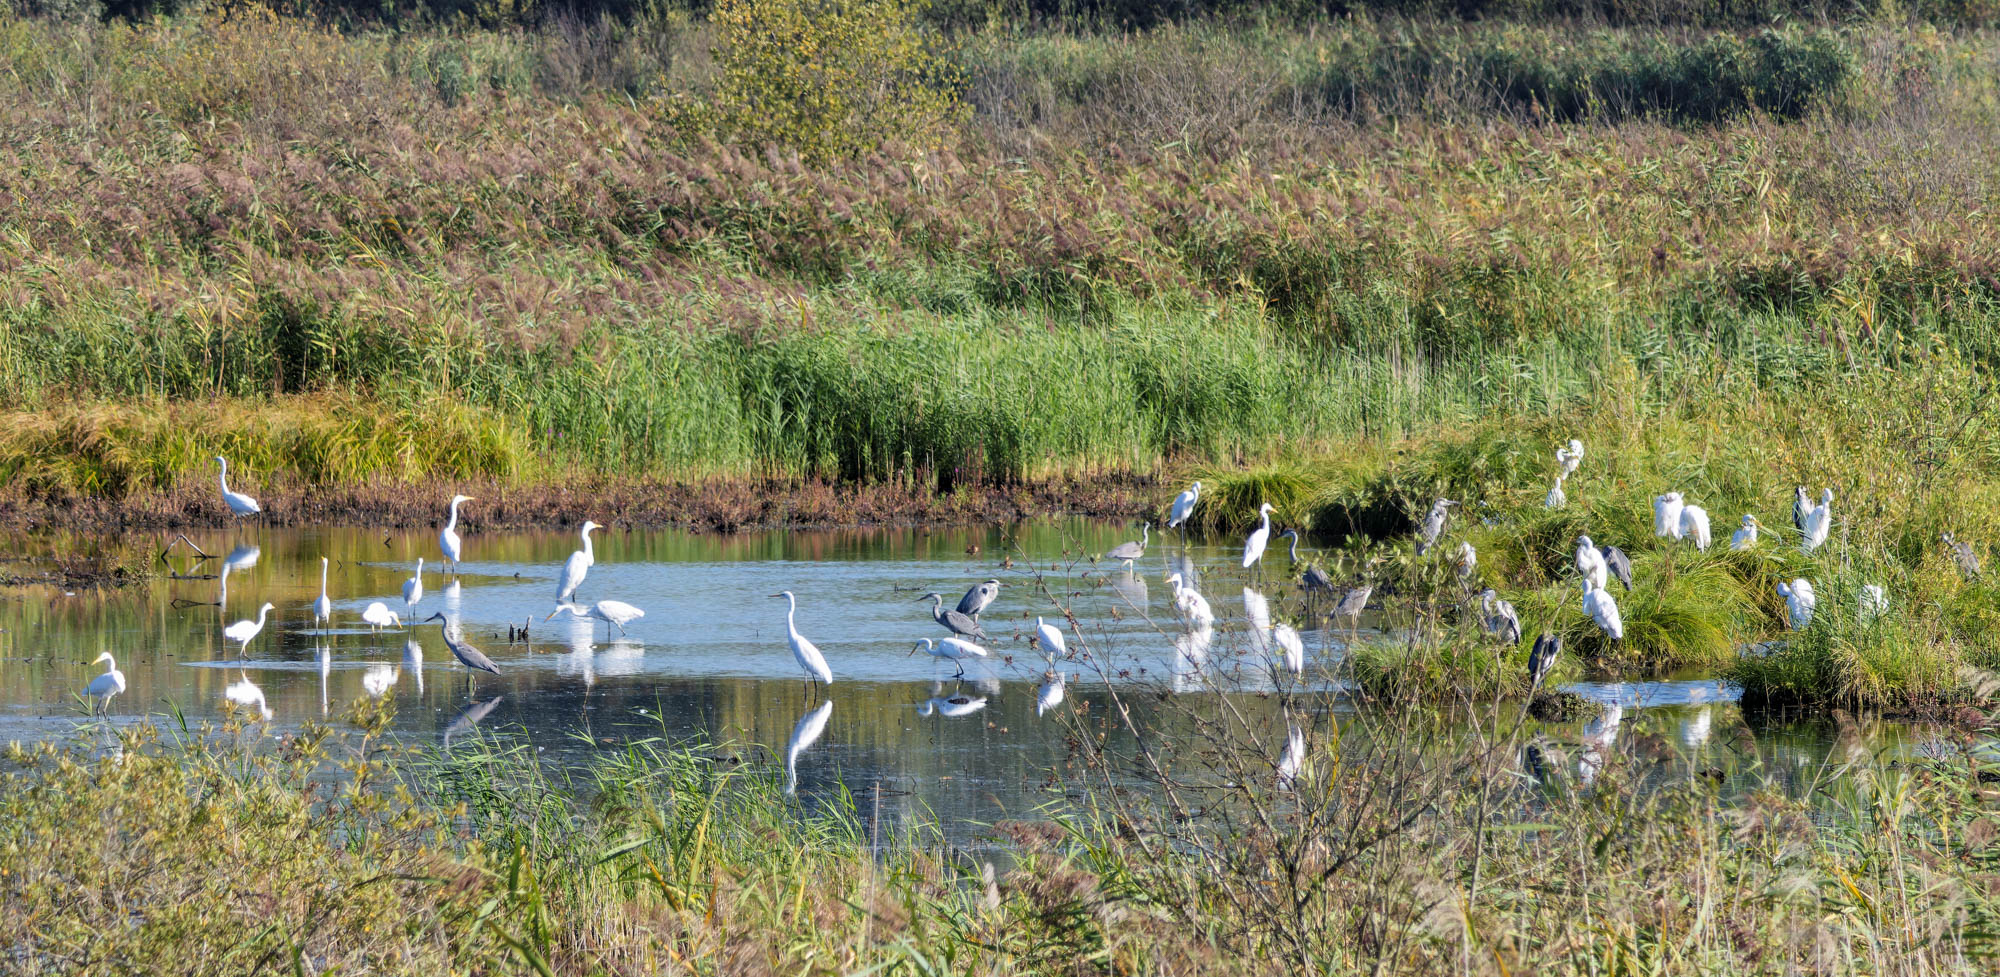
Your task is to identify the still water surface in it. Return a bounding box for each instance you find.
[0,519,1935,830]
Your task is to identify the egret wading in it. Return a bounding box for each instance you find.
[438,494,475,577]
[1730,515,1760,551]
[312,556,332,629]
[956,579,1002,620]
[1034,616,1068,660]
[1167,482,1202,536]
[1242,503,1276,569]
[1415,499,1456,555]
[1479,589,1522,645]
[1165,573,1214,629]
[770,591,833,694]
[423,612,500,690]
[361,601,401,631]
[84,652,125,713]
[921,592,987,640]
[546,599,645,642]
[1105,524,1150,569]
[214,455,262,518]
[911,637,988,678]
[402,558,425,618]
[223,602,276,657]
[554,520,601,603]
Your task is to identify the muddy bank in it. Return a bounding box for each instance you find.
[0,472,1162,535]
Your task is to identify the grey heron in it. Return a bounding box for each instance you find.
[1282,529,1336,593]
[1105,524,1150,568]
[554,520,601,603]
[770,591,832,693]
[214,455,261,517]
[422,612,501,688]
[1479,589,1522,645]
[956,579,1002,619]
[1600,544,1634,591]
[223,602,276,657]
[438,494,474,577]
[84,652,125,713]
[1526,632,1561,694]
[1415,498,1456,555]
[921,592,986,639]
[1944,532,1981,578]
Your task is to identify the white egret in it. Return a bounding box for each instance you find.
[1164,573,1213,628]
[422,613,501,687]
[1526,632,1561,694]
[1105,523,1151,568]
[223,602,276,657]
[910,636,989,678]
[545,599,646,642]
[1276,725,1306,791]
[1575,536,1608,591]
[554,520,601,603]
[1167,482,1202,531]
[1545,475,1566,509]
[918,694,987,718]
[1777,579,1816,630]
[956,579,1002,619]
[1035,670,1066,716]
[1582,579,1623,642]
[1801,489,1833,554]
[312,556,332,629]
[1680,504,1712,551]
[214,455,262,517]
[1944,532,1982,578]
[920,592,986,639]
[223,672,273,721]
[770,591,832,692]
[1456,541,1478,582]
[84,652,125,712]
[1600,543,1634,591]
[1242,503,1276,569]
[361,601,402,631]
[1556,439,1584,478]
[1653,493,1685,539]
[1479,589,1523,645]
[1858,584,1887,623]
[1729,515,1760,551]
[1271,623,1305,674]
[1415,499,1455,555]
[784,699,834,795]
[1034,616,1067,659]
[402,558,425,617]
[438,494,475,577]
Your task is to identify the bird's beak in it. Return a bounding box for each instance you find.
[543,610,559,622]
[766,593,783,598]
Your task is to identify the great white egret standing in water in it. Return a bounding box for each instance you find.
[546,599,646,642]
[223,602,276,657]
[1242,503,1275,569]
[554,520,601,603]
[438,494,474,577]
[1164,573,1214,628]
[911,637,988,678]
[402,558,425,618]
[361,602,401,631]
[214,455,262,518]
[1167,482,1201,534]
[1034,616,1067,659]
[312,557,332,629]
[84,652,125,713]
[771,591,833,693]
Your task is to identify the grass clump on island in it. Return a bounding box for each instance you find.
[5,692,2000,974]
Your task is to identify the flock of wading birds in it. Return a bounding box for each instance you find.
[76,444,1976,728]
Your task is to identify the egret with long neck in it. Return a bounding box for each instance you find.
[439,494,475,577]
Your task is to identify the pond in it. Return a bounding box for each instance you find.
[0,518,1934,833]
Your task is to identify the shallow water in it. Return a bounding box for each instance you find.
[0,519,1934,832]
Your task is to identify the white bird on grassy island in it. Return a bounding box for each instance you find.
[361,601,401,631]
[223,671,273,721]
[1242,503,1276,569]
[555,520,601,603]
[911,636,989,678]
[423,612,500,685]
[956,579,1002,619]
[784,699,833,795]
[1858,584,1887,624]
[223,602,276,657]
[1777,579,1816,630]
[1575,536,1608,591]
[214,455,261,518]
[1730,515,1760,551]
[1480,589,1522,645]
[1106,524,1150,568]
[438,494,474,577]
[402,558,425,617]
[1654,493,1685,539]
[1416,499,1456,555]
[770,591,832,692]
[1545,475,1567,509]
[1680,504,1712,551]
[546,599,646,642]
[1277,725,1306,791]
[84,652,125,712]
[1164,573,1214,628]
[1271,623,1305,674]
[312,556,332,629]
[1167,482,1201,531]
[1034,616,1067,659]
[1582,579,1624,642]
[1036,670,1066,716]
[1801,489,1833,554]
[1456,541,1477,582]
[1556,439,1584,478]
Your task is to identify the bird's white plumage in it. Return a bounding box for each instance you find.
[1035,616,1067,659]
[1858,584,1887,623]
[1165,573,1213,628]
[1654,493,1685,539]
[1730,515,1759,551]
[1582,580,1623,641]
[1272,624,1304,674]
[1801,489,1833,554]
[402,558,425,615]
[1276,725,1306,790]
[1456,541,1477,580]
[1680,504,1712,551]
[1167,481,1202,528]
[774,591,832,686]
[1778,579,1816,630]
[1575,536,1608,591]
[84,652,125,706]
[361,601,401,629]
[555,520,600,602]
[1556,438,1584,478]
[547,599,645,638]
[914,636,989,662]
[1241,503,1275,569]
[224,674,273,720]
[215,455,261,517]
[438,494,473,572]
[1545,476,1566,509]
[312,556,332,628]
[223,602,276,651]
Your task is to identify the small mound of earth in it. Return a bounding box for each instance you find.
[1529,690,1598,723]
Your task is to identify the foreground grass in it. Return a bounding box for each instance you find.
[5,693,2000,974]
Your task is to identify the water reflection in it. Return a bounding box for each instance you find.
[443,696,504,747]
[785,699,833,795]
